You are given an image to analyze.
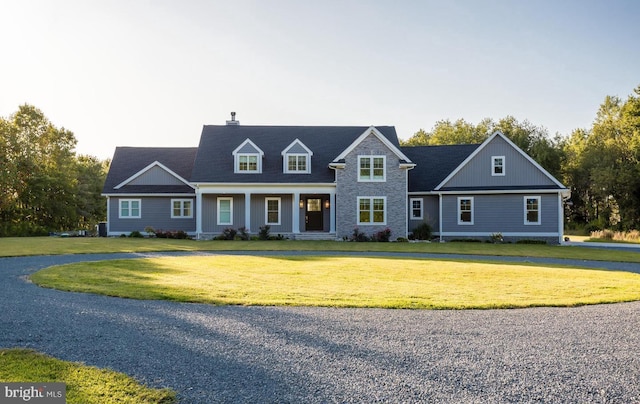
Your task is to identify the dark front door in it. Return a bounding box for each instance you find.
[305,198,323,231]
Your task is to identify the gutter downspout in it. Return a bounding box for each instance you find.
[438,193,443,242]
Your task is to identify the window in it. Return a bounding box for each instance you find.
[458,197,474,225]
[286,154,309,173]
[119,199,141,219]
[265,197,281,225]
[358,156,385,181]
[358,197,386,225]
[217,197,233,225]
[171,199,192,218]
[492,156,505,176]
[524,196,541,225]
[410,198,423,220]
[238,154,259,172]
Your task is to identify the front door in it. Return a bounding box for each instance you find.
[305,198,323,231]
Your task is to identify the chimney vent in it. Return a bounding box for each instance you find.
[226,111,240,126]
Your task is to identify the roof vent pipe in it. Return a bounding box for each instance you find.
[226,111,240,126]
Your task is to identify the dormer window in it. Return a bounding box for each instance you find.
[282,139,312,174]
[233,139,264,174]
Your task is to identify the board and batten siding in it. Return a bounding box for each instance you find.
[443,136,557,189]
[128,166,187,186]
[201,194,246,233]
[408,195,439,235]
[441,193,559,235]
[250,194,293,233]
[108,196,196,234]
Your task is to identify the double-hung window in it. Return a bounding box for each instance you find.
[171,199,192,218]
[119,199,141,219]
[286,154,308,173]
[265,197,281,225]
[492,156,505,176]
[524,196,541,225]
[410,198,423,220]
[458,197,473,225]
[238,154,259,172]
[358,197,386,225]
[217,197,233,225]
[358,156,385,181]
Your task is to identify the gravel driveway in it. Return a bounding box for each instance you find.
[1,252,639,403]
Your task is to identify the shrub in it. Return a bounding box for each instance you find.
[350,227,370,242]
[144,226,156,237]
[236,227,250,241]
[411,223,432,240]
[258,225,271,240]
[128,230,144,238]
[373,228,392,242]
[155,229,190,239]
[216,228,237,240]
[396,237,408,242]
[490,232,504,243]
[516,239,547,245]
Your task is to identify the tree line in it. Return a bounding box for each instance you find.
[401,84,640,232]
[0,105,107,236]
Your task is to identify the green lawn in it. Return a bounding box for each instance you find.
[0,349,175,404]
[2,236,640,263]
[30,255,640,309]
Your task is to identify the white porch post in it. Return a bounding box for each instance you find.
[195,187,203,239]
[329,191,336,233]
[558,192,564,245]
[244,191,251,232]
[292,192,300,234]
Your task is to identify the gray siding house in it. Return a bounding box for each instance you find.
[102,118,570,243]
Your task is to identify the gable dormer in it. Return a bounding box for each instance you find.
[281,138,313,174]
[232,139,264,174]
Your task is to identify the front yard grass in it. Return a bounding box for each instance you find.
[0,348,175,404]
[30,255,640,309]
[2,237,640,263]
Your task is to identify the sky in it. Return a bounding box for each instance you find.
[1,0,639,160]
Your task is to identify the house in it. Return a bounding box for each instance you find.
[102,115,570,243]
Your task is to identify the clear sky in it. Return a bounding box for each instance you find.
[1,0,639,160]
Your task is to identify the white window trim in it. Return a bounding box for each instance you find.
[265,197,281,225]
[410,198,423,220]
[524,196,541,225]
[358,156,386,182]
[217,197,233,225]
[457,197,474,225]
[492,156,505,176]
[171,199,193,219]
[119,199,141,219]
[235,153,261,174]
[357,196,387,225]
[283,153,311,174]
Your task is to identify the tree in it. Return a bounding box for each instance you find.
[0,105,107,235]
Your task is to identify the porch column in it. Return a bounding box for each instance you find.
[244,192,251,232]
[195,188,203,239]
[438,193,443,242]
[329,192,336,233]
[292,192,300,234]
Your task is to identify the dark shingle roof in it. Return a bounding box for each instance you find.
[191,125,400,183]
[103,147,198,194]
[401,144,480,192]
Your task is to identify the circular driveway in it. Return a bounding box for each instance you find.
[1,252,639,403]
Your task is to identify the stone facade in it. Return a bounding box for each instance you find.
[335,133,409,240]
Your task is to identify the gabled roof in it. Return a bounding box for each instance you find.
[434,131,567,191]
[103,147,198,194]
[191,125,401,183]
[332,126,413,165]
[401,144,480,192]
